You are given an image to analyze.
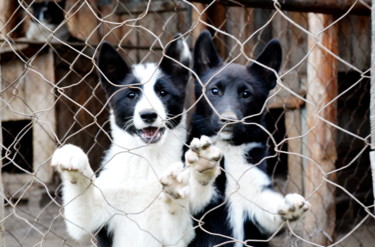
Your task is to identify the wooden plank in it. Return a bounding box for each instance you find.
[65,0,100,44]
[115,0,188,15]
[53,46,111,171]
[338,15,370,72]
[267,71,306,110]
[137,11,179,49]
[0,62,5,247]
[267,90,305,109]
[207,3,227,58]
[0,58,28,121]
[274,11,309,72]
[0,43,28,55]
[26,50,56,184]
[285,110,303,193]
[191,3,208,40]
[2,174,34,198]
[370,0,375,215]
[189,0,371,15]
[303,13,338,246]
[0,0,18,38]
[98,1,126,45]
[225,7,255,64]
[283,109,304,246]
[191,2,228,57]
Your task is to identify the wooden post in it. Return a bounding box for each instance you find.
[0,0,17,38]
[0,120,4,247]
[192,3,208,40]
[286,110,303,194]
[191,2,227,56]
[303,14,338,245]
[0,56,5,247]
[0,1,11,245]
[370,0,375,214]
[189,0,371,15]
[28,50,56,184]
[207,3,227,58]
[65,0,100,44]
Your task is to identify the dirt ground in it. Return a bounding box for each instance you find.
[3,185,93,247]
[3,190,375,247]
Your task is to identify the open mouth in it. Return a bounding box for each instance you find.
[137,127,165,144]
[218,130,233,140]
[218,124,234,133]
[217,125,234,140]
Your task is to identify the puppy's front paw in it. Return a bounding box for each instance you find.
[160,164,189,201]
[51,144,92,183]
[185,136,221,185]
[278,193,310,221]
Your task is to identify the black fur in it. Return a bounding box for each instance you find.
[29,0,66,25]
[189,30,282,247]
[96,227,112,247]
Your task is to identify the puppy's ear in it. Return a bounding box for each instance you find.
[97,42,131,95]
[58,0,66,8]
[193,30,222,76]
[247,39,282,90]
[160,34,191,79]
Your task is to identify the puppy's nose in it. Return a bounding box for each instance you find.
[219,111,238,124]
[140,111,157,124]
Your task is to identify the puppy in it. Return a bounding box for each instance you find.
[189,30,310,247]
[51,35,221,247]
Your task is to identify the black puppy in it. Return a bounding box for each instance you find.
[189,30,310,247]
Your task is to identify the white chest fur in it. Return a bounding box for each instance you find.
[92,116,191,246]
[216,141,272,246]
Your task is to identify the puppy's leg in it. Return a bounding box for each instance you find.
[245,187,310,233]
[160,163,190,212]
[51,144,108,240]
[185,136,222,214]
[159,163,195,246]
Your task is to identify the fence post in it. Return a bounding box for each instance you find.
[192,3,207,39]
[370,0,375,214]
[0,64,5,247]
[0,1,9,245]
[303,13,338,245]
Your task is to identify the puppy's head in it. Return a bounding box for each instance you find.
[29,0,66,24]
[193,30,281,143]
[97,35,191,144]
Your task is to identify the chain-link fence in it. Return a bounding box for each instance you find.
[0,0,374,246]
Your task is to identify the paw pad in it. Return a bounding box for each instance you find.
[278,193,310,221]
[185,136,222,173]
[160,164,189,200]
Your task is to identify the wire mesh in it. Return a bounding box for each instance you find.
[0,0,373,246]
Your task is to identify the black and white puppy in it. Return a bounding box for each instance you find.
[51,35,221,247]
[189,30,310,247]
[26,0,69,41]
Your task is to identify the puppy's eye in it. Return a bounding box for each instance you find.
[159,90,168,97]
[241,90,251,98]
[127,92,137,99]
[210,87,221,96]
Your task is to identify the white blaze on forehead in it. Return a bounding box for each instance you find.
[132,63,162,84]
[132,63,167,129]
[178,38,191,62]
